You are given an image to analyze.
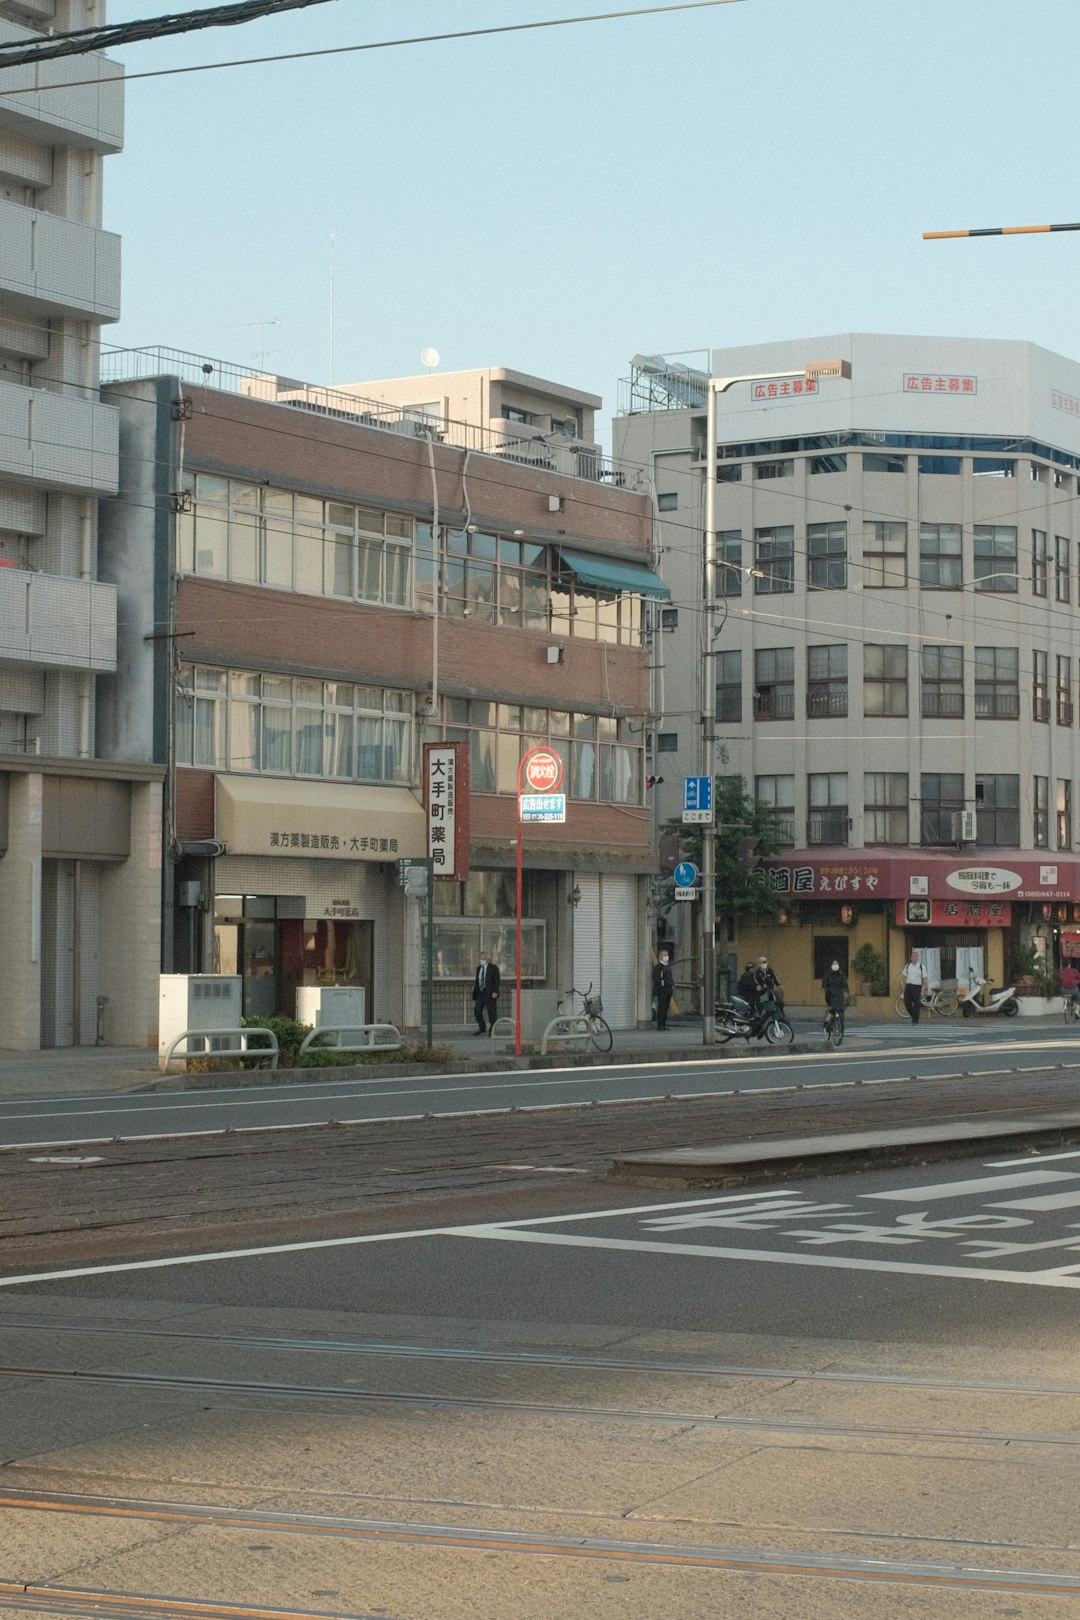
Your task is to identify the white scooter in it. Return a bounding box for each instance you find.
[957,977,1019,1017]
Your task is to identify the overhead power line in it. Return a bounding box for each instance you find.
[924,222,1080,240]
[0,0,334,66]
[0,0,744,94]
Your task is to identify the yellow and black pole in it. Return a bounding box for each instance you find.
[924,222,1080,240]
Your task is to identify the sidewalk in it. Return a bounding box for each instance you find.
[0,1015,959,1101]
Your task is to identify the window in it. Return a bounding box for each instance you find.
[808,773,848,846]
[921,773,964,844]
[1058,779,1073,850]
[442,530,557,633]
[807,644,848,717]
[1034,775,1049,848]
[921,645,964,718]
[1033,529,1048,597]
[716,463,742,483]
[973,525,1018,591]
[754,647,795,720]
[863,772,908,844]
[446,701,643,805]
[716,649,741,724]
[755,774,795,848]
[810,453,847,474]
[863,452,906,473]
[1031,462,1048,483]
[919,523,962,588]
[918,455,961,475]
[754,526,795,593]
[717,531,743,596]
[807,522,847,589]
[972,458,1015,477]
[1057,655,1073,726]
[176,666,413,785]
[656,732,678,752]
[1033,649,1049,721]
[864,644,907,716]
[973,646,1019,719]
[755,459,794,480]
[657,492,678,511]
[178,474,413,608]
[863,521,907,588]
[975,774,1019,845]
[1056,535,1071,602]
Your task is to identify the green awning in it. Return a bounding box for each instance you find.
[561,550,671,600]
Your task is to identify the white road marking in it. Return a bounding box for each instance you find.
[984,1147,1080,1167]
[865,1171,1080,1201]
[990,1190,1080,1211]
[453,1223,1080,1289]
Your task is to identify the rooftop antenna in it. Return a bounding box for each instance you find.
[234,318,280,370]
[421,347,440,373]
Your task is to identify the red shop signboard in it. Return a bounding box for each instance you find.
[895,900,1010,928]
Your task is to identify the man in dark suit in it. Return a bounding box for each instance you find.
[652,949,674,1030]
[471,949,501,1034]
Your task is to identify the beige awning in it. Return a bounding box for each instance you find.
[215,775,425,861]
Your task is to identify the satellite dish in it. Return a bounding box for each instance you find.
[420,347,440,371]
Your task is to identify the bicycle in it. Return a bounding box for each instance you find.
[562,983,613,1053]
[893,986,959,1018]
[1064,994,1080,1025]
[823,1005,845,1047]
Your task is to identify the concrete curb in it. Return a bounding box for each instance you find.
[608,1111,1080,1188]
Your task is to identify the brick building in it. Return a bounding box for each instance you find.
[98,354,666,1033]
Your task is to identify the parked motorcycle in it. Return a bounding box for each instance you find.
[957,977,1019,1017]
[714,991,794,1045]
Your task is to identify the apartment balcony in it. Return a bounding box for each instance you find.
[0,20,123,152]
[808,808,849,846]
[0,567,116,673]
[0,200,120,323]
[0,378,118,494]
[753,688,795,721]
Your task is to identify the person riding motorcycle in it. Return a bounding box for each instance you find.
[754,955,783,1011]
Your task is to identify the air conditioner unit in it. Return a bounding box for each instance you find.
[952,809,977,842]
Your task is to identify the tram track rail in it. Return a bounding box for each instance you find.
[0,1588,397,1620]
[2,1489,1080,1598]
[6,1315,1080,1397]
[1,1359,1077,1450]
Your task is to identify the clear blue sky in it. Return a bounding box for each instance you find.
[102,0,1080,430]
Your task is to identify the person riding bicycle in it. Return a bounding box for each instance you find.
[1060,961,1080,1006]
[821,959,849,1031]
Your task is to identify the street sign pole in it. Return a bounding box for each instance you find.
[426,859,434,1049]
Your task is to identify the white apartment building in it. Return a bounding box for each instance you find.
[615,333,1080,1005]
[0,0,161,1047]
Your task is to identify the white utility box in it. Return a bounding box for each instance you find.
[159,974,243,1061]
[296,985,366,1029]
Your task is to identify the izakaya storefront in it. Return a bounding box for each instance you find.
[751,850,1080,1002]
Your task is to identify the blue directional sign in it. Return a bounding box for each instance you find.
[673,861,699,888]
[683,775,714,824]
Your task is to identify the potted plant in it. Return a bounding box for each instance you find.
[1013,942,1060,1016]
[851,943,887,996]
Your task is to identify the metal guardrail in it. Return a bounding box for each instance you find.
[540,1015,595,1055]
[298,1024,402,1056]
[488,1016,517,1044]
[160,1026,279,1073]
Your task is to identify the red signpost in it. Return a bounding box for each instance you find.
[515,747,565,1054]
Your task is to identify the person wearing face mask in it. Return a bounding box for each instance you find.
[821,956,849,1035]
[652,948,675,1031]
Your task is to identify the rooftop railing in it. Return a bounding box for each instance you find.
[101,347,650,492]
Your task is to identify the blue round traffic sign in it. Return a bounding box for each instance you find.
[673,861,698,887]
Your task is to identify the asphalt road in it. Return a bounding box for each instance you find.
[2,1022,1079,1149]
[3,1149,1080,1619]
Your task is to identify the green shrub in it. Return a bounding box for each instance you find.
[241,1014,310,1067]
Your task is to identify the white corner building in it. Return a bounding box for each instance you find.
[615,334,1080,1006]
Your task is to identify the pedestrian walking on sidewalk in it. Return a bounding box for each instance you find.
[901,949,927,1024]
[471,950,501,1034]
[652,950,674,1030]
